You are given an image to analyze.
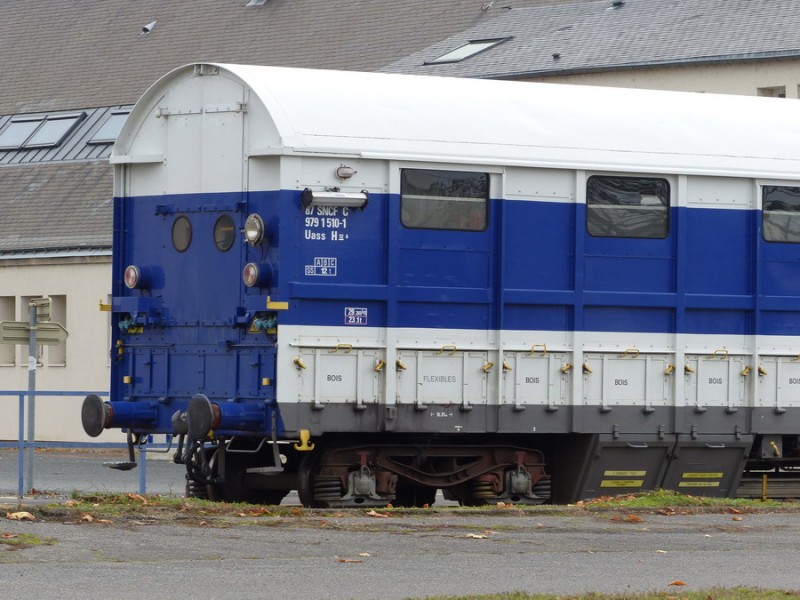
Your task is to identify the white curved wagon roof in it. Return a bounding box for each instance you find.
[113,63,800,179]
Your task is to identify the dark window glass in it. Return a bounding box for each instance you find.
[401,169,488,231]
[172,216,192,252]
[214,215,236,251]
[763,185,800,243]
[586,176,670,239]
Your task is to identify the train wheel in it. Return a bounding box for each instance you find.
[297,451,325,508]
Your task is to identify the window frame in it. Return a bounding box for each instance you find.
[424,37,512,65]
[762,184,800,244]
[400,168,490,232]
[87,110,130,145]
[0,112,86,150]
[585,175,671,239]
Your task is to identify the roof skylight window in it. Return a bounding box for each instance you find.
[425,37,511,65]
[0,112,85,150]
[0,119,40,150]
[88,111,130,145]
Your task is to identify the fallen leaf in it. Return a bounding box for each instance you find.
[1,533,18,539]
[127,493,148,505]
[656,549,668,554]
[358,552,371,557]
[199,520,208,526]
[624,514,644,523]
[732,516,744,522]
[668,580,687,587]
[727,507,743,514]
[97,519,113,524]
[366,510,389,518]
[64,500,79,507]
[80,514,94,523]
[290,508,304,517]
[422,503,430,509]
[466,534,488,539]
[6,512,35,522]
[335,557,363,563]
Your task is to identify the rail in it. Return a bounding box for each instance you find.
[0,390,165,499]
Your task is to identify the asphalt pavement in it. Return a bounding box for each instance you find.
[2,448,800,599]
[0,447,187,500]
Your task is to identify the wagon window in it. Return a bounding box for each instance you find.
[172,216,192,252]
[763,185,800,243]
[586,176,669,239]
[400,169,488,231]
[214,215,236,251]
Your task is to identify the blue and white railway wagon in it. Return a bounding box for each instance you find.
[82,63,800,506]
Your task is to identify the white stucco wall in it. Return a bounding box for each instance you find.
[526,59,800,98]
[0,257,124,442]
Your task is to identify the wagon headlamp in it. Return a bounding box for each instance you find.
[243,213,265,246]
[123,265,150,289]
[243,262,272,288]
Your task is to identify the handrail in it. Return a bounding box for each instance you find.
[0,390,162,500]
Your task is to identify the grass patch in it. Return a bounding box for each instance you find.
[0,533,56,550]
[408,589,800,600]
[579,489,793,511]
[19,489,800,527]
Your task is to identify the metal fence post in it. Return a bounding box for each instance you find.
[17,392,24,499]
[25,302,37,494]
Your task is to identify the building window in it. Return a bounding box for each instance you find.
[763,185,800,243]
[48,295,67,366]
[425,38,511,65]
[401,169,488,231]
[0,112,86,150]
[757,86,786,98]
[0,297,14,366]
[88,111,130,145]
[0,119,40,149]
[586,176,670,238]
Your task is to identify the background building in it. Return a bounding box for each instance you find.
[2,0,797,442]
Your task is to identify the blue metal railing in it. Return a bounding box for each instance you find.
[1,390,162,498]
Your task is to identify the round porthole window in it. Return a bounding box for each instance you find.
[172,216,192,252]
[214,214,236,252]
